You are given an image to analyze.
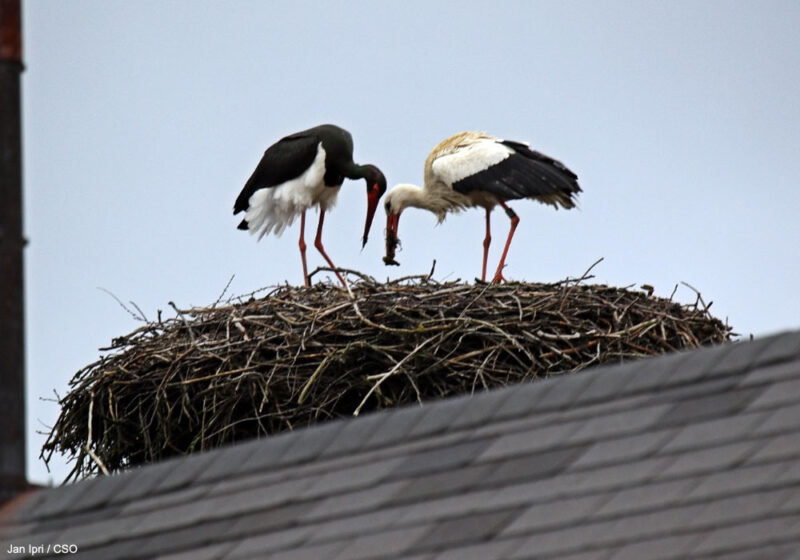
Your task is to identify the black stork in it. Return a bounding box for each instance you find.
[382,131,581,283]
[234,124,386,287]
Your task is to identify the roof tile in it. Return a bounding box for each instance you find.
[697,543,797,560]
[479,445,588,487]
[447,387,515,431]
[123,516,237,559]
[390,439,491,478]
[691,515,798,554]
[302,480,407,522]
[275,418,347,466]
[430,537,526,560]
[712,335,783,375]
[193,440,261,484]
[694,487,791,528]
[392,463,493,504]
[120,484,209,516]
[406,394,476,439]
[155,542,233,560]
[362,404,427,449]
[268,540,349,560]
[223,526,312,559]
[478,418,584,462]
[332,525,431,560]
[622,349,694,393]
[687,460,789,500]
[757,403,800,436]
[301,455,404,500]
[507,519,617,558]
[750,332,800,366]
[107,460,184,506]
[489,381,554,422]
[559,456,672,495]
[657,386,766,427]
[739,359,800,386]
[595,478,697,516]
[603,502,707,542]
[308,505,411,543]
[570,428,677,469]
[225,501,316,537]
[572,359,649,405]
[502,494,608,535]
[567,403,671,442]
[320,409,389,458]
[658,440,761,478]
[396,488,500,524]
[661,410,769,453]
[411,507,521,552]
[234,432,297,475]
[749,376,800,410]
[746,432,800,464]
[532,370,594,411]
[23,477,92,519]
[205,476,315,519]
[607,533,704,560]
[152,452,218,493]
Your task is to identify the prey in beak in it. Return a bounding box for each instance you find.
[384,212,401,266]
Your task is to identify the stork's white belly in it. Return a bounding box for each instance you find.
[243,144,340,239]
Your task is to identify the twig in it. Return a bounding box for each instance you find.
[98,287,147,322]
[356,335,438,416]
[84,394,110,476]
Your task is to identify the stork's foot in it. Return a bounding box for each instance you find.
[491,267,508,284]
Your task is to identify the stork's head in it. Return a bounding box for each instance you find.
[361,165,387,248]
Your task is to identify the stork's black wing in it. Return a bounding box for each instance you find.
[452,140,581,207]
[233,130,321,216]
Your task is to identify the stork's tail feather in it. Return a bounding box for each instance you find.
[500,140,581,208]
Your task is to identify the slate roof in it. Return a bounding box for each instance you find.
[2,329,800,560]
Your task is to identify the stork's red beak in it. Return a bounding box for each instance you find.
[383,212,400,266]
[363,183,381,248]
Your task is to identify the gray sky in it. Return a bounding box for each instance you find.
[23,1,800,484]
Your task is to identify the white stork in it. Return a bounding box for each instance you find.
[234,124,386,287]
[383,131,580,282]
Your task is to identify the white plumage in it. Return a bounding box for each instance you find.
[430,140,513,187]
[243,144,336,240]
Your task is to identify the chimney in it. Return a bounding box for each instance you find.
[0,0,27,502]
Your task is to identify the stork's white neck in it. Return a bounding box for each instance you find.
[386,183,467,223]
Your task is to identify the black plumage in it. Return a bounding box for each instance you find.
[452,140,580,208]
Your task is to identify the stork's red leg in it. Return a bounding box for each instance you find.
[299,210,310,287]
[481,208,492,282]
[492,200,519,284]
[314,209,347,288]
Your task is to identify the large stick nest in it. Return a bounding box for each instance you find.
[42,271,732,481]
